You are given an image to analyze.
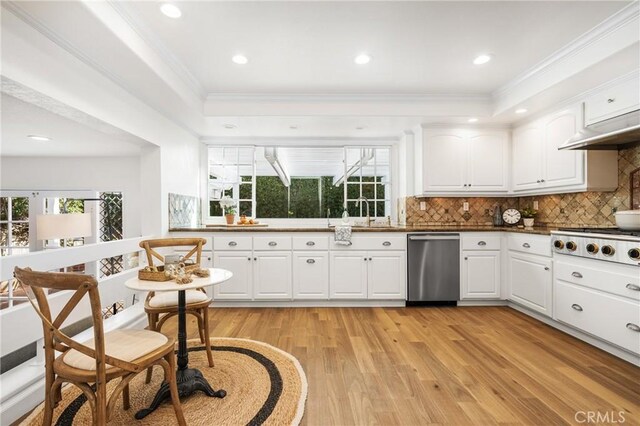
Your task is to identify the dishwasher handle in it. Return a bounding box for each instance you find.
[409,234,460,241]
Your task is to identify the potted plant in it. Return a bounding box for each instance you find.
[521,207,537,228]
[219,196,237,225]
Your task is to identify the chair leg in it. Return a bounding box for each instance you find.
[202,307,214,367]
[197,313,206,344]
[164,353,186,426]
[95,379,108,426]
[123,383,130,410]
[42,366,55,426]
[145,312,158,384]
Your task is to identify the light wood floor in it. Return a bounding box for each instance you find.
[163,306,639,425]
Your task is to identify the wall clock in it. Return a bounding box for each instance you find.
[502,208,521,225]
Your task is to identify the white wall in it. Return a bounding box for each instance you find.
[0,156,142,237]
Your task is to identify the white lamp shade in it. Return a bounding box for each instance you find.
[37,213,93,240]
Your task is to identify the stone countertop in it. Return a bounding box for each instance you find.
[169,224,559,235]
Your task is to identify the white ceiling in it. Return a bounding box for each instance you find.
[124,1,630,95]
[0,94,150,157]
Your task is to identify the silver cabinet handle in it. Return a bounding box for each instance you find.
[268,241,277,246]
[364,258,367,261]
[625,283,640,291]
[463,184,468,187]
[468,183,471,187]
[306,259,316,264]
[228,241,237,247]
[254,257,257,261]
[306,241,315,246]
[478,241,487,246]
[464,257,468,260]
[572,272,583,278]
[369,257,373,261]
[536,180,541,183]
[540,179,545,183]
[522,243,531,248]
[626,323,640,332]
[571,304,583,312]
[247,257,251,261]
[383,241,391,246]
[544,267,550,271]
[607,98,616,103]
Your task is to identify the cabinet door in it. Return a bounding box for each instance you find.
[330,251,368,299]
[512,125,544,191]
[423,131,467,192]
[508,252,552,317]
[461,251,501,299]
[467,132,508,191]
[544,108,584,188]
[254,252,292,300]
[368,251,406,299]
[293,251,329,299]
[212,251,253,300]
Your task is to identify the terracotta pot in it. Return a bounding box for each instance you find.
[225,214,235,225]
[523,218,535,227]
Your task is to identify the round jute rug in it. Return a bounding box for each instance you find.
[22,338,307,426]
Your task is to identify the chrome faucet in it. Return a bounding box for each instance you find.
[356,196,374,227]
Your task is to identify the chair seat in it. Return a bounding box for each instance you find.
[63,329,168,371]
[148,289,210,308]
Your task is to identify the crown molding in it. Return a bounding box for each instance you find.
[200,136,400,145]
[492,2,640,101]
[106,1,206,101]
[205,92,491,104]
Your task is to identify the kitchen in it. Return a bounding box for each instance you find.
[1,1,639,425]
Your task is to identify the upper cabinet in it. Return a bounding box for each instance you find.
[584,77,640,126]
[423,129,509,195]
[512,104,618,195]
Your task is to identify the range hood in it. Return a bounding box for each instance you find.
[560,110,640,150]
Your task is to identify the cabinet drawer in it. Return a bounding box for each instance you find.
[254,236,292,251]
[555,261,640,301]
[508,233,551,257]
[331,235,405,251]
[462,234,501,250]
[213,236,252,251]
[292,235,329,250]
[584,78,640,125]
[555,280,640,355]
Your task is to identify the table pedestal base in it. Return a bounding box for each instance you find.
[135,367,226,420]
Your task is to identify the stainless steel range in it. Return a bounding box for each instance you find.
[551,227,640,266]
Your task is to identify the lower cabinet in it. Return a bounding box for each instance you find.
[253,252,292,299]
[461,250,501,299]
[508,252,553,317]
[329,251,405,300]
[293,251,329,299]
[212,251,253,300]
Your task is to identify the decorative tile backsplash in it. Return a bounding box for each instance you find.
[168,193,200,228]
[406,145,640,227]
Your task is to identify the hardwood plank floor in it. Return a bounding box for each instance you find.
[162,306,640,425]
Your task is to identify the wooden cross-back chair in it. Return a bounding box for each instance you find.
[140,238,214,383]
[13,267,186,426]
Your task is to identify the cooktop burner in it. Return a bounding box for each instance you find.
[558,227,640,238]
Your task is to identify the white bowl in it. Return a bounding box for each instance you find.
[614,210,640,230]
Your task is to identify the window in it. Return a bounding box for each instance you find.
[0,197,30,256]
[206,146,391,221]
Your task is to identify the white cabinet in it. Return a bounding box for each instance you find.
[330,251,368,299]
[368,251,406,300]
[462,251,501,299]
[253,252,292,300]
[293,251,329,299]
[212,251,253,300]
[512,104,617,195]
[508,252,552,317]
[423,129,509,194]
[584,76,640,125]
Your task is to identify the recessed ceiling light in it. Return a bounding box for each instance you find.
[160,3,182,18]
[27,135,51,141]
[232,54,248,65]
[468,118,479,123]
[356,126,365,130]
[515,108,528,114]
[223,124,237,129]
[354,54,371,65]
[473,54,492,65]
[289,125,298,130]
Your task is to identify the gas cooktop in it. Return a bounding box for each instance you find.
[558,227,640,238]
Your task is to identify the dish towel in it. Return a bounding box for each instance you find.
[334,224,352,246]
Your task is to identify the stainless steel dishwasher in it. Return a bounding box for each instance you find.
[407,233,460,305]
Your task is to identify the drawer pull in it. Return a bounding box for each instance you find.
[625,283,640,291]
[477,241,487,246]
[306,259,316,264]
[571,272,583,278]
[306,241,315,246]
[247,257,251,261]
[228,241,237,247]
[626,323,640,332]
[268,241,278,246]
[571,304,583,312]
[383,241,391,246]
[522,243,531,248]
[254,257,257,261]
[544,267,550,271]
[607,98,616,103]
